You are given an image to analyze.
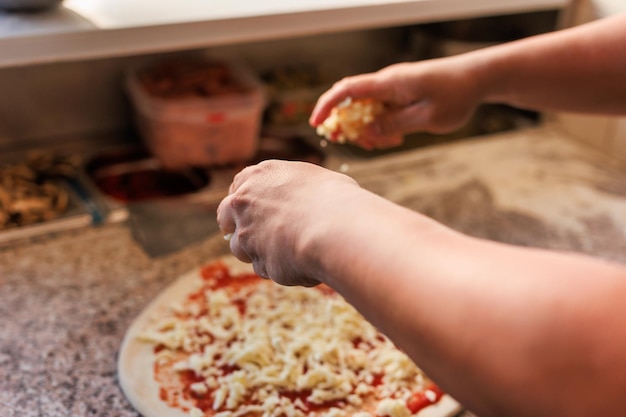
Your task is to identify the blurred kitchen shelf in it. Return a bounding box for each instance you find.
[0,0,569,68]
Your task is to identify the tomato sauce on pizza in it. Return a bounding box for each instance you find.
[138,261,445,417]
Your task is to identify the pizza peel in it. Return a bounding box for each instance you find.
[127,198,221,258]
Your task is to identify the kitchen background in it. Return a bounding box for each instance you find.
[0,0,621,146]
[1,0,626,416]
[1,0,624,246]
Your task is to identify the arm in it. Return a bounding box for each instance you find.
[314,189,626,417]
[476,12,626,114]
[310,13,626,140]
[217,160,626,417]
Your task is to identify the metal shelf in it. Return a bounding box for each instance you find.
[0,0,568,68]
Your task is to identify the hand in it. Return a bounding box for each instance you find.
[309,56,486,147]
[216,160,361,287]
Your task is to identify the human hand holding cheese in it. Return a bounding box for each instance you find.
[314,97,391,149]
[311,12,626,151]
[309,57,486,149]
[217,160,363,287]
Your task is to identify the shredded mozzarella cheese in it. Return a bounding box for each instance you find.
[316,97,384,143]
[140,275,429,417]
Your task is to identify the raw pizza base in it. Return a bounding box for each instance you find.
[117,255,463,417]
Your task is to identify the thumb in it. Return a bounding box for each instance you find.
[372,101,434,137]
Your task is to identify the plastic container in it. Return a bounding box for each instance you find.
[126,59,266,169]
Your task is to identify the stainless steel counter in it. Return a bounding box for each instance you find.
[2,125,625,417]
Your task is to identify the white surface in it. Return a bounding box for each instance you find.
[62,0,562,29]
[592,0,626,17]
[0,0,568,68]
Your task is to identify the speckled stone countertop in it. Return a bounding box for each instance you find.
[2,126,626,417]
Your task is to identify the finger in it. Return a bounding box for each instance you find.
[371,100,434,136]
[252,261,269,280]
[352,135,403,150]
[372,134,405,150]
[228,230,252,263]
[309,90,346,127]
[309,73,390,126]
[216,195,237,236]
[229,169,248,194]
[228,164,258,194]
[353,138,374,150]
[355,125,404,150]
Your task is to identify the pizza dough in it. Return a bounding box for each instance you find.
[118,255,462,417]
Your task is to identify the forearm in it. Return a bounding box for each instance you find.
[306,190,626,417]
[468,13,626,115]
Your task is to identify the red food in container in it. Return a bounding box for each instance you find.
[126,59,266,169]
[85,147,211,203]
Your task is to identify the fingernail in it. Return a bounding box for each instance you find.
[223,233,233,241]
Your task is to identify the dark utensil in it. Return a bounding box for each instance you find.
[127,199,221,258]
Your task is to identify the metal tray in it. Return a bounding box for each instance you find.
[0,179,94,246]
